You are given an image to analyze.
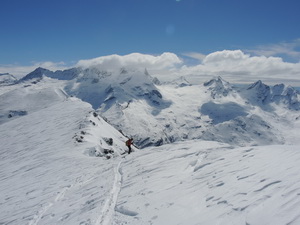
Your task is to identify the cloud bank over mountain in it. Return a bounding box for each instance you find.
[1,50,300,85]
[181,50,300,85]
[76,52,182,71]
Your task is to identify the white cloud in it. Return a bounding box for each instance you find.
[1,50,300,86]
[180,50,300,85]
[181,52,206,61]
[246,39,300,61]
[76,52,183,72]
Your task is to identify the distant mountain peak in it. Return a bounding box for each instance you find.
[245,80,271,103]
[19,67,52,82]
[32,67,52,75]
[247,80,269,90]
[271,84,299,109]
[204,76,233,98]
[204,76,225,86]
[0,73,17,85]
[242,80,300,109]
[170,76,191,87]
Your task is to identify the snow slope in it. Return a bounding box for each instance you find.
[0,78,132,224]
[113,141,300,225]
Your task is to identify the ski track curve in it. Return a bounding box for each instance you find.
[96,160,123,225]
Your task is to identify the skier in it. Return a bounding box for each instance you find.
[125,138,133,154]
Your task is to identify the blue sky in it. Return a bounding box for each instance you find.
[1,0,300,66]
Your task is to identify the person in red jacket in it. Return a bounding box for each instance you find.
[125,138,133,154]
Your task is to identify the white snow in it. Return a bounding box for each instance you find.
[1,67,300,225]
[0,78,129,224]
[113,142,300,224]
[97,160,122,225]
[0,98,118,224]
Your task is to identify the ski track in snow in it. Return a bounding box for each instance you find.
[96,160,123,225]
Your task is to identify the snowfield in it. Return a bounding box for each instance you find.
[0,69,300,225]
[115,142,300,225]
[0,78,128,225]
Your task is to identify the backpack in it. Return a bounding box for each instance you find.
[125,140,130,146]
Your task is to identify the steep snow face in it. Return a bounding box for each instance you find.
[246,80,271,103]
[270,84,300,109]
[18,67,53,82]
[77,110,132,158]
[243,81,300,110]
[203,76,234,98]
[63,67,168,110]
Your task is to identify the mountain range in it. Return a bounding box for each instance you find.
[8,65,300,148]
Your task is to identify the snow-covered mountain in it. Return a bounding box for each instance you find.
[14,67,300,148]
[0,73,17,85]
[166,75,192,87]
[18,67,81,82]
[1,65,300,224]
[244,80,300,110]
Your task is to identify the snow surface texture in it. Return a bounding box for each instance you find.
[1,66,300,224]
[114,141,300,225]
